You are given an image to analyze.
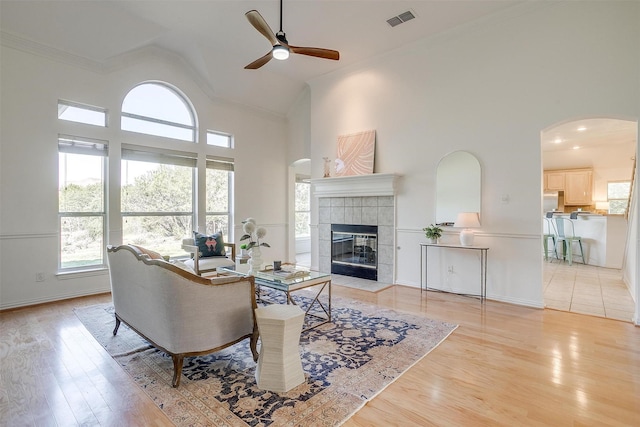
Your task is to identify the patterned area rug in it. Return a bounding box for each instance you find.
[75,290,456,426]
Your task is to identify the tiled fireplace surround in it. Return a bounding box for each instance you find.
[317,196,395,284]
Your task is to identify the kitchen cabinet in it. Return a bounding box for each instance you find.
[544,171,565,191]
[564,169,592,205]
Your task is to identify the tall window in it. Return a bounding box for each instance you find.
[121,82,196,142]
[206,157,234,236]
[295,177,311,238]
[58,135,107,270]
[121,146,195,256]
[608,181,631,215]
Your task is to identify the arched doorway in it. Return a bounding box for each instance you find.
[288,159,311,267]
[541,117,637,322]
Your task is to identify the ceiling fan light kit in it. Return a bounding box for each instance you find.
[272,45,290,60]
[244,0,339,69]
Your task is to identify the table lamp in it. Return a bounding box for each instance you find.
[454,212,480,246]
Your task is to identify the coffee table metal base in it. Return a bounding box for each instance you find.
[258,278,331,332]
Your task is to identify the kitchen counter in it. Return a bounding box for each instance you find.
[546,214,626,268]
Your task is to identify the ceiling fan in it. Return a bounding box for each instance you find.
[244,0,340,69]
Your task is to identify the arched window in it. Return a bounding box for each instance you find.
[121,82,196,142]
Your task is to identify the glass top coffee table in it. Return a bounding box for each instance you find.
[218,265,332,331]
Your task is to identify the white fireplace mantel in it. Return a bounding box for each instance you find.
[311,173,400,198]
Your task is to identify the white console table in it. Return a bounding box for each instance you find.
[420,243,489,302]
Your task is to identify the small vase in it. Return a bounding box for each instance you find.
[429,238,438,244]
[248,246,262,275]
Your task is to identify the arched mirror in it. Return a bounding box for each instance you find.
[436,151,481,224]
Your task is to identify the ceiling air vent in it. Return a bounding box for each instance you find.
[386,10,416,28]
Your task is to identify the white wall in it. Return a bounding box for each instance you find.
[0,45,289,309]
[302,1,640,309]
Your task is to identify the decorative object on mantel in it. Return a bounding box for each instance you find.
[335,130,375,176]
[454,212,481,246]
[423,224,443,244]
[323,157,331,177]
[240,218,270,274]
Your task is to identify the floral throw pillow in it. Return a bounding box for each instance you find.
[193,231,226,257]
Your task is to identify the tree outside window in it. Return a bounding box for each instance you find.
[58,136,107,269]
[295,180,310,238]
[607,181,631,215]
[121,155,194,256]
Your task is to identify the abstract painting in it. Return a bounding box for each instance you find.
[335,130,375,176]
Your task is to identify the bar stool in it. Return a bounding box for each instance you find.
[554,216,585,265]
[543,212,558,261]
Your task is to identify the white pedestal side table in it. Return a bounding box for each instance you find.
[254,304,305,392]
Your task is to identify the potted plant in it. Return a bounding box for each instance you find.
[423,224,443,244]
[240,243,249,258]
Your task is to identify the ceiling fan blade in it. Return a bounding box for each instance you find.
[245,10,278,46]
[288,45,340,61]
[244,51,273,70]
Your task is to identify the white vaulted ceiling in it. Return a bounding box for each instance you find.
[0,0,525,116]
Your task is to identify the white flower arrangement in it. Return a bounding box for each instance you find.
[240,218,270,249]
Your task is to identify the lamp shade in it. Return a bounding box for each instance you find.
[454,212,480,228]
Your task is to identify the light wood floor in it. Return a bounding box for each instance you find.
[1,285,639,426]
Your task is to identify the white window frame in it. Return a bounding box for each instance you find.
[205,157,234,239]
[58,100,107,127]
[58,135,108,271]
[294,176,311,239]
[121,145,197,255]
[121,82,196,142]
[206,130,233,148]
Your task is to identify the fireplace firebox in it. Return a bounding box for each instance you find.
[331,224,378,280]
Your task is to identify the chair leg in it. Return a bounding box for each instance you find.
[543,238,549,261]
[567,240,573,266]
[578,240,585,264]
[552,237,558,259]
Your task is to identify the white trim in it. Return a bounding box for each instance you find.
[311,173,400,198]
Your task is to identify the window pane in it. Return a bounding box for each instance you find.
[121,116,193,142]
[207,131,231,147]
[122,161,193,212]
[295,212,310,237]
[60,215,104,268]
[206,169,229,212]
[122,83,192,125]
[206,215,229,237]
[295,182,310,211]
[58,102,106,127]
[123,215,192,256]
[59,153,104,212]
[609,199,627,215]
[608,182,630,199]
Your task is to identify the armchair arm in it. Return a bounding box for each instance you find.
[181,241,236,275]
[181,243,202,275]
[224,242,236,262]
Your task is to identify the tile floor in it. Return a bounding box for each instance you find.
[544,260,636,322]
[299,251,637,323]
